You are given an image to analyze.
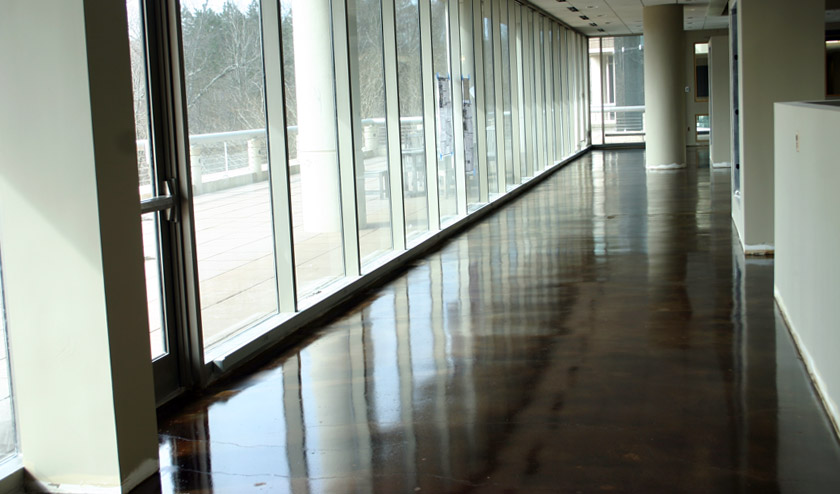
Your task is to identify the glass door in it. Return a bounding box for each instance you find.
[127,0,184,402]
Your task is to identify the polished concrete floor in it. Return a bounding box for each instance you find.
[137,149,840,493]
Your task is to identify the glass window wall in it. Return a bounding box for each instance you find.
[0,257,16,462]
[431,0,458,225]
[119,0,592,388]
[589,36,645,145]
[460,0,481,210]
[281,0,347,300]
[395,0,429,241]
[127,0,168,359]
[481,0,498,196]
[181,0,280,349]
[350,0,395,266]
[499,1,514,189]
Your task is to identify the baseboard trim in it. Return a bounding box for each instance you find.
[744,243,774,256]
[646,162,686,170]
[774,289,840,441]
[26,459,158,494]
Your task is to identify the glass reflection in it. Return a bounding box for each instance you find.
[156,151,840,493]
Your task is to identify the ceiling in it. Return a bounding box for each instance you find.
[526,0,729,37]
[528,0,840,37]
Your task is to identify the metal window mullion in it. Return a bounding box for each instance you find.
[575,34,581,148]
[260,0,297,313]
[508,0,522,185]
[419,0,440,231]
[600,37,607,145]
[448,0,468,217]
[580,38,590,147]
[473,0,489,203]
[584,35,591,145]
[334,0,362,277]
[553,23,562,160]
[381,0,406,252]
[492,0,505,193]
[569,33,579,152]
[160,0,207,383]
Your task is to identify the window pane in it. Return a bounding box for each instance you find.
[181,0,279,348]
[126,0,166,359]
[533,15,545,173]
[432,0,458,225]
[603,36,645,145]
[514,4,527,178]
[141,213,166,357]
[589,37,604,145]
[526,11,537,177]
[350,0,394,266]
[281,0,346,299]
[0,258,16,461]
[500,4,514,188]
[459,0,480,209]
[481,0,497,195]
[395,0,429,242]
[544,22,555,166]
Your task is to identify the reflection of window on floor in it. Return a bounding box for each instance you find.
[0,258,17,462]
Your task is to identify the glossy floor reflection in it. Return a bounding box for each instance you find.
[137,149,840,493]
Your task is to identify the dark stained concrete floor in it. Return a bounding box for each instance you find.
[136,149,840,493]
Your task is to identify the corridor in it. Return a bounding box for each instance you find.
[139,149,840,493]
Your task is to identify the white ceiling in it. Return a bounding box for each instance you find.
[528,0,840,37]
[525,0,729,37]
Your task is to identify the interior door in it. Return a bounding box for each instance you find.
[127,0,185,403]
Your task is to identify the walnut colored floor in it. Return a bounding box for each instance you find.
[135,149,840,493]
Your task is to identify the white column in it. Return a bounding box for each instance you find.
[643,4,686,169]
[0,1,158,491]
[709,35,731,168]
[293,0,341,232]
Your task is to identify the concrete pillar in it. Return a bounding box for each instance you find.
[190,144,204,195]
[0,1,158,492]
[292,0,341,233]
[709,35,731,168]
[732,0,823,253]
[643,5,686,169]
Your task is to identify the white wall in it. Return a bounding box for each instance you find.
[709,35,731,166]
[774,101,840,437]
[0,1,158,491]
[735,0,824,252]
[684,29,727,147]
